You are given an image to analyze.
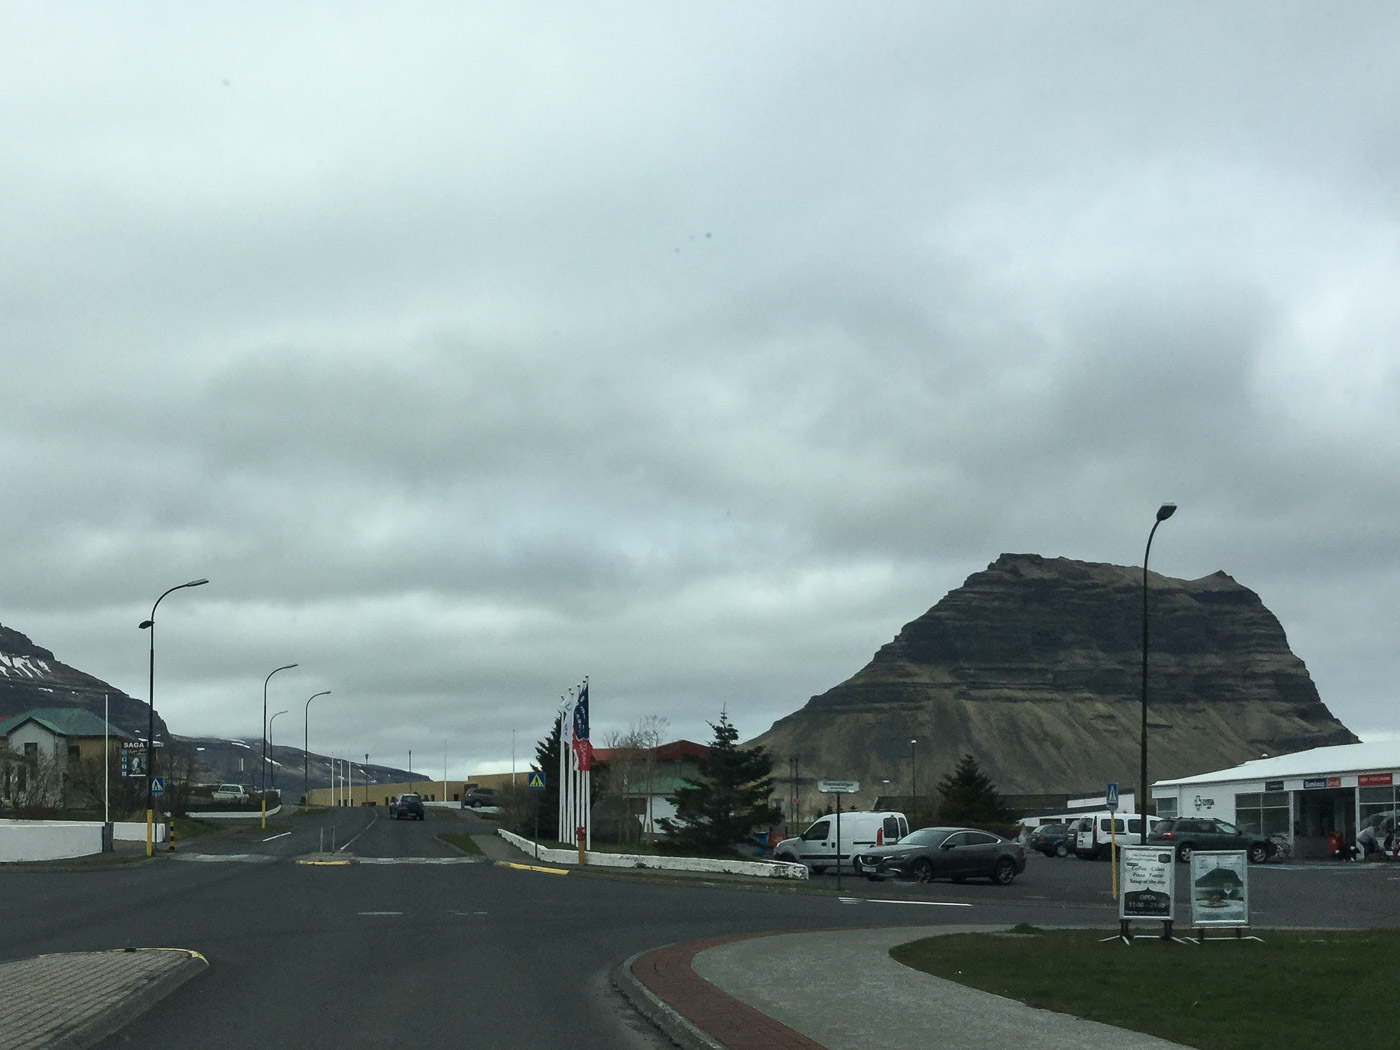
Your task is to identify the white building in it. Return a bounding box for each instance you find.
[1151,740,1400,859]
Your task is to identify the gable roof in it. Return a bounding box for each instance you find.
[590,739,710,765]
[0,707,137,741]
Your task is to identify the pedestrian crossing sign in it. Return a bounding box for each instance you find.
[527,771,546,791]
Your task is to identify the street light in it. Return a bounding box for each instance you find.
[910,739,918,824]
[1139,502,1177,843]
[304,690,331,809]
[138,578,208,857]
[268,709,288,789]
[261,664,297,828]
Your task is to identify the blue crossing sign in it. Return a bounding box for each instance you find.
[151,777,165,795]
[1106,782,1119,811]
[527,771,546,791]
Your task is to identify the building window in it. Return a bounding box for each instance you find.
[1155,796,1178,819]
[1235,791,1290,837]
[23,742,37,758]
[1358,785,1398,838]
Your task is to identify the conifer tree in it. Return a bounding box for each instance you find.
[659,712,782,856]
[533,719,562,838]
[935,753,1013,826]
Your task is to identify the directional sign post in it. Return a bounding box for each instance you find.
[816,780,860,892]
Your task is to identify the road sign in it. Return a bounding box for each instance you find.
[817,779,859,794]
[527,771,546,791]
[1106,782,1119,811]
[151,777,165,795]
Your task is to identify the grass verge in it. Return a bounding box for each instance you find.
[890,927,1400,1050]
[437,833,485,855]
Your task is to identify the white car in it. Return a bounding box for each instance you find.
[212,784,250,801]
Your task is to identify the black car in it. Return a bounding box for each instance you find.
[853,826,1026,885]
[389,792,425,820]
[1148,817,1272,863]
[1029,822,1070,857]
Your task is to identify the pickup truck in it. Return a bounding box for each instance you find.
[212,784,250,801]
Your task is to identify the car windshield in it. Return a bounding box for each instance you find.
[401,794,420,802]
[902,828,954,847]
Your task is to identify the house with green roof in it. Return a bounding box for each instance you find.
[0,707,136,808]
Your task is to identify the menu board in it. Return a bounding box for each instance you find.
[1119,845,1175,920]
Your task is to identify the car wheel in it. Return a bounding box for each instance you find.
[1176,843,1193,863]
[993,857,1017,885]
[911,858,933,883]
[1248,842,1269,864]
[1054,842,1067,858]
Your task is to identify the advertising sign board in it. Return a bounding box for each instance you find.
[1119,845,1175,921]
[1189,851,1249,928]
[816,780,859,794]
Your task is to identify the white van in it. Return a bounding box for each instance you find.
[772,811,908,873]
[1072,811,1159,859]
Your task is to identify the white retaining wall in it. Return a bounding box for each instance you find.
[0,820,104,861]
[496,828,808,879]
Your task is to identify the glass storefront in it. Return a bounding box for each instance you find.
[1234,791,1290,837]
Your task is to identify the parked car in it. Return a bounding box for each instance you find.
[1029,822,1070,857]
[853,826,1026,885]
[1073,812,1162,860]
[770,811,908,874]
[389,792,425,820]
[212,784,250,802]
[462,787,497,809]
[1148,817,1273,863]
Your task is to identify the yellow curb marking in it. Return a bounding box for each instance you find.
[496,861,569,875]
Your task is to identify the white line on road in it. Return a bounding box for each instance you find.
[358,911,402,916]
[263,831,292,842]
[839,898,974,907]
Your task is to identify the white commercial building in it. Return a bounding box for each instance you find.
[1151,740,1400,859]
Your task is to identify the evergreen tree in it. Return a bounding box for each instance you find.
[533,718,562,839]
[659,712,782,856]
[935,753,1013,826]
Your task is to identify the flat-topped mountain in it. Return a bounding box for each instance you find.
[750,554,1358,800]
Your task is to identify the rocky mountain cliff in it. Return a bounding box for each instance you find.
[0,624,167,741]
[750,554,1358,803]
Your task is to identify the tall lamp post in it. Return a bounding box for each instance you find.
[304,690,331,809]
[138,578,209,857]
[262,663,297,828]
[268,709,288,789]
[1139,503,1177,843]
[910,738,918,825]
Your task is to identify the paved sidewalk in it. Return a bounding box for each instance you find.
[0,948,207,1050]
[617,926,1190,1050]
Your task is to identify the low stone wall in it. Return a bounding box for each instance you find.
[496,828,807,879]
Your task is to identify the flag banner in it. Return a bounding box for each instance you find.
[572,681,592,772]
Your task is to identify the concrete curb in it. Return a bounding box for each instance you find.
[611,951,723,1050]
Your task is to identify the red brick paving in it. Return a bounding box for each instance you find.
[630,934,827,1050]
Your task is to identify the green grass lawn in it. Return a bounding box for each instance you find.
[436,833,484,855]
[891,926,1400,1050]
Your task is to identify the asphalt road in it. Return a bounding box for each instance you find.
[1,809,1395,1049]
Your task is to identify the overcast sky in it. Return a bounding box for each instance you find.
[4,5,1398,781]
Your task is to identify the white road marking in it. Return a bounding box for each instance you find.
[839,897,974,907]
[263,831,292,842]
[358,911,402,916]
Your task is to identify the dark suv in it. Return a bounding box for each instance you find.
[1148,817,1272,863]
[1029,823,1071,857]
[390,793,425,820]
[462,787,497,808]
